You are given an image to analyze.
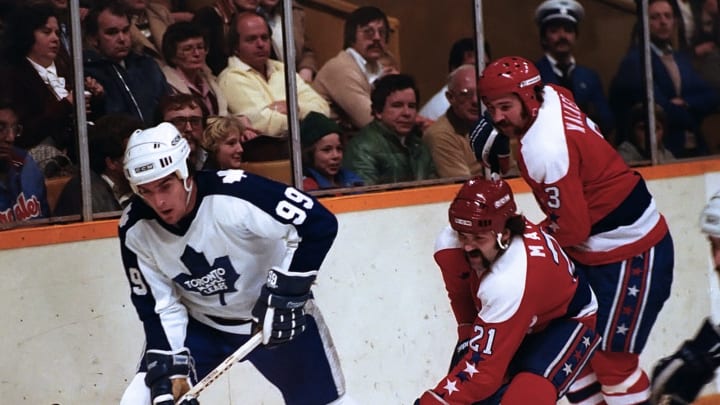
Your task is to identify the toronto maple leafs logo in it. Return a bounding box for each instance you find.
[217,169,248,184]
[174,245,240,305]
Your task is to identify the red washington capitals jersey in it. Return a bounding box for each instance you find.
[517,84,668,265]
[431,220,597,403]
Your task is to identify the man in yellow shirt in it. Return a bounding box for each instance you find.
[218,11,329,139]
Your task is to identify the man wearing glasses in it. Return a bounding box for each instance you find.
[159,94,208,170]
[161,21,228,117]
[0,100,49,224]
[313,6,395,132]
[422,64,485,178]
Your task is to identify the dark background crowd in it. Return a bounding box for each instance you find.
[0,0,718,227]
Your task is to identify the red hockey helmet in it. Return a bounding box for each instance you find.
[478,56,544,117]
[449,176,517,235]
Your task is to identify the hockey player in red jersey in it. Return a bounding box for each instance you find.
[473,56,675,404]
[416,176,600,404]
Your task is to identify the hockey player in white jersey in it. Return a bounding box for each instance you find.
[117,122,350,404]
[650,191,720,405]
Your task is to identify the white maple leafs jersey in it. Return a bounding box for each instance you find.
[118,170,338,352]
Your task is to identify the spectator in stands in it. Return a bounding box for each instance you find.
[43,0,74,77]
[152,0,194,23]
[157,93,208,170]
[300,111,363,191]
[419,37,478,121]
[161,21,227,116]
[119,0,173,65]
[534,0,615,135]
[257,0,316,83]
[675,0,701,51]
[200,115,245,169]
[609,0,719,158]
[159,92,259,169]
[0,100,49,225]
[423,64,483,178]
[53,113,142,216]
[28,0,93,85]
[687,0,720,94]
[218,11,328,160]
[344,74,436,185]
[1,2,103,169]
[313,6,393,131]
[193,0,259,75]
[83,2,169,126]
[617,103,676,165]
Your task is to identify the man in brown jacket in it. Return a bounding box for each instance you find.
[312,6,392,131]
[423,64,483,178]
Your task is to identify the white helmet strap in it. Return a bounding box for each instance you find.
[184,177,193,207]
[496,232,510,250]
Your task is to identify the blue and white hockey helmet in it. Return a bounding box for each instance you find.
[701,191,720,238]
[123,122,191,193]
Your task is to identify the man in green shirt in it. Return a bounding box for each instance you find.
[344,74,436,186]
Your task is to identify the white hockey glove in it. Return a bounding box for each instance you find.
[144,347,196,405]
[251,268,314,347]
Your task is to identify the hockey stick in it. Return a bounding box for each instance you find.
[177,331,263,404]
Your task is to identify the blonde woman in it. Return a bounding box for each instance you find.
[201,115,247,169]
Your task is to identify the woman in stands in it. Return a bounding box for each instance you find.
[161,21,228,116]
[201,115,246,170]
[1,2,103,172]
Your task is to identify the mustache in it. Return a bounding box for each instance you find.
[496,119,508,126]
[553,38,571,46]
[467,249,482,258]
[466,249,491,270]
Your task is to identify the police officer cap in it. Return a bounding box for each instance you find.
[535,0,585,26]
[300,112,342,147]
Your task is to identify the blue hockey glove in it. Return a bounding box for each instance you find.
[469,112,510,175]
[252,268,314,346]
[651,318,720,405]
[144,347,195,405]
